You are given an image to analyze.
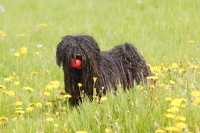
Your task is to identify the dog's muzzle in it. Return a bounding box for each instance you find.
[71,54,82,69]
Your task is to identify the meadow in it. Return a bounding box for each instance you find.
[0,0,200,132]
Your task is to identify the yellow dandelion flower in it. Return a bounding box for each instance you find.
[63,94,72,98]
[54,124,59,128]
[165,127,180,132]
[14,52,20,57]
[23,87,34,92]
[165,113,175,119]
[171,99,182,107]
[165,97,172,102]
[104,128,112,133]
[4,77,12,82]
[64,128,68,133]
[176,122,187,130]
[169,80,175,85]
[191,90,200,97]
[45,85,53,91]
[0,85,6,90]
[14,81,20,85]
[172,63,178,69]
[188,40,195,44]
[155,129,165,133]
[76,131,88,133]
[55,112,59,117]
[15,101,23,106]
[179,68,186,73]
[31,72,38,76]
[100,96,107,102]
[18,34,24,37]
[28,103,35,107]
[46,117,54,122]
[40,23,47,27]
[181,104,186,109]
[147,76,158,80]
[193,98,200,106]
[0,116,8,121]
[35,102,42,108]
[44,91,50,96]
[170,106,180,113]
[136,85,143,90]
[93,77,97,82]
[20,47,27,54]
[78,83,82,88]
[150,84,155,90]
[3,90,15,96]
[46,102,52,106]
[176,116,186,122]
[189,65,199,70]
[15,110,25,115]
[1,33,6,37]
[16,107,23,110]
[26,107,33,112]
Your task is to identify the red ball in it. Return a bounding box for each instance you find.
[71,58,82,69]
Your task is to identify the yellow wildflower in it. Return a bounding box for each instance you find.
[171,99,182,107]
[0,85,6,90]
[76,131,88,133]
[93,77,97,82]
[46,102,52,107]
[44,91,50,96]
[26,107,33,112]
[15,101,23,106]
[104,128,112,133]
[176,122,187,130]
[191,90,200,97]
[14,52,20,57]
[188,40,195,44]
[136,85,143,90]
[35,102,42,108]
[55,112,59,117]
[78,83,82,88]
[165,97,172,102]
[40,23,47,27]
[169,80,175,85]
[176,116,186,122]
[150,84,155,90]
[18,34,24,37]
[0,116,8,121]
[147,76,158,80]
[31,72,38,76]
[165,113,174,119]
[15,110,25,114]
[54,124,59,128]
[155,129,165,133]
[23,87,34,92]
[3,90,15,96]
[165,127,180,132]
[100,96,107,102]
[193,98,200,106]
[172,63,178,69]
[20,47,27,54]
[170,106,180,113]
[63,94,72,98]
[4,77,12,82]
[14,81,20,85]
[46,117,54,122]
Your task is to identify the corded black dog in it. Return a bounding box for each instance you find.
[56,34,152,105]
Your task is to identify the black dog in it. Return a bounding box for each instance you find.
[56,34,152,105]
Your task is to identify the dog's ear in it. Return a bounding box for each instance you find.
[56,40,66,67]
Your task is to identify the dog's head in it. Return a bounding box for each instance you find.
[56,35,101,71]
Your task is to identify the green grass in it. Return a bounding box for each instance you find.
[0,0,200,132]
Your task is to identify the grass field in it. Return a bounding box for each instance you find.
[0,0,200,132]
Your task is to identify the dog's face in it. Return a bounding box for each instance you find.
[56,35,101,71]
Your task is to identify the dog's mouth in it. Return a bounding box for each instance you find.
[71,54,82,69]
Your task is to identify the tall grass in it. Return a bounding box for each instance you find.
[0,0,200,132]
